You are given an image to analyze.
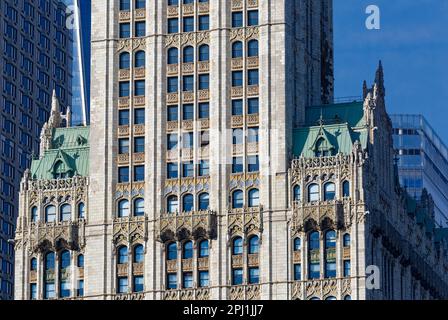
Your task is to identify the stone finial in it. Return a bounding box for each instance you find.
[373,60,385,98]
[65,106,72,128]
[48,90,62,129]
[363,80,368,99]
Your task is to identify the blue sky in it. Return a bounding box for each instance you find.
[334,0,448,141]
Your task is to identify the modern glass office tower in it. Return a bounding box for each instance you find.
[391,114,448,227]
[62,0,90,125]
[0,0,72,299]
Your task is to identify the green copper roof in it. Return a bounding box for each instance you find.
[293,102,368,157]
[30,126,90,180]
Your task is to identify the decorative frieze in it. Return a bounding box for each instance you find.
[227,206,263,237]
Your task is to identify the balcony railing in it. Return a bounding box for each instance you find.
[291,200,344,231]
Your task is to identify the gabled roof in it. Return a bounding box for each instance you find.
[293,102,368,157]
[30,126,90,180]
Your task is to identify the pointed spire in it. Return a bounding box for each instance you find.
[51,89,59,112]
[362,80,368,99]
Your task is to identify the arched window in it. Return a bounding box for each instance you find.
[30,257,37,271]
[199,240,209,258]
[167,242,177,260]
[118,246,128,264]
[343,233,351,247]
[183,46,194,63]
[134,50,145,68]
[232,190,244,209]
[77,255,84,268]
[45,252,55,270]
[118,199,129,217]
[308,184,319,202]
[324,183,336,201]
[247,40,258,57]
[167,195,178,213]
[60,204,71,222]
[294,238,301,251]
[198,44,209,61]
[45,205,56,223]
[182,194,194,212]
[134,198,144,216]
[119,52,130,69]
[78,202,85,219]
[134,245,144,263]
[232,237,243,255]
[343,181,350,197]
[344,295,352,300]
[60,250,70,269]
[310,297,321,301]
[293,185,301,201]
[248,189,259,207]
[198,193,209,211]
[167,47,179,64]
[183,241,193,259]
[325,296,337,300]
[232,41,243,58]
[308,231,320,279]
[325,230,336,278]
[31,206,38,223]
[248,235,259,254]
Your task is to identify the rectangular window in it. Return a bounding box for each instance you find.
[232,269,243,285]
[294,264,301,281]
[168,106,178,121]
[183,162,194,178]
[134,80,145,96]
[134,165,145,182]
[77,280,84,297]
[44,282,55,299]
[232,100,243,116]
[232,12,243,28]
[248,127,259,143]
[167,273,177,289]
[119,139,129,154]
[119,82,130,97]
[134,108,145,124]
[198,15,209,31]
[183,132,194,149]
[198,103,209,119]
[134,137,145,153]
[118,167,130,183]
[133,276,144,292]
[200,131,209,147]
[182,104,194,120]
[198,160,209,176]
[183,17,194,32]
[325,262,336,278]
[168,18,179,34]
[60,281,70,298]
[183,272,193,288]
[247,10,259,26]
[198,74,209,90]
[30,283,37,300]
[248,267,259,284]
[344,260,351,277]
[248,98,259,114]
[232,71,243,87]
[135,21,146,37]
[120,23,131,38]
[199,271,209,287]
[232,157,243,174]
[183,75,194,92]
[118,277,128,293]
[167,134,178,150]
[248,69,259,86]
[309,263,320,280]
[119,110,130,125]
[248,155,259,172]
[167,77,178,93]
[167,163,178,179]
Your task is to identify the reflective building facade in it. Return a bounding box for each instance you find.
[391,114,448,227]
[0,0,72,299]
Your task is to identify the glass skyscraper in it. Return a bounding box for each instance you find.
[0,0,73,299]
[62,0,90,125]
[391,114,448,227]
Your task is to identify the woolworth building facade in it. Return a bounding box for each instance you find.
[14,0,448,300]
